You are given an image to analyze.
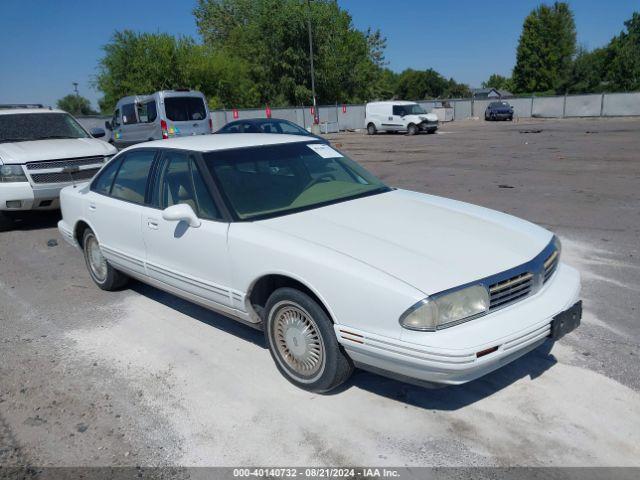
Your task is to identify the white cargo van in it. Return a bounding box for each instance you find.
[365,101,438,135]
[107,90,212,149]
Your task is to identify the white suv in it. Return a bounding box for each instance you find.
[0,106,116,223]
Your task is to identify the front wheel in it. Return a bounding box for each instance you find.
[83,229,128,291]
[407,123,418,135]
[264,287,353,392]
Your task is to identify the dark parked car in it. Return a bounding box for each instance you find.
[485,101,514,121]
[216,118,328,143]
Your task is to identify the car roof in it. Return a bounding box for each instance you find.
[0,108,66,116]
[125,133,315,153]
[226,118,292,125]
[367,101,418,106]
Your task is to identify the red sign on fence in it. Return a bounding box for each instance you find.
[266,105,272,118]
[232,109,239,119]
[342,104,347,113]
[310,106,315,116]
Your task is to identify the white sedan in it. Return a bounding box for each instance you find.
[58,134,581,392]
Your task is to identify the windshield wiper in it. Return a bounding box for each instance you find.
[0,137,33,143]
[37,135,80,140]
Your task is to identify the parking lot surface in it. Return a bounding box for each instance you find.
[1,117,639,468]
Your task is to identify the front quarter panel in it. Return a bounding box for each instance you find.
[228,222,425,340]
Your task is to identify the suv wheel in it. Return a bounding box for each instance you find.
[264,287,353,392]
[83,229,128,291]
[367,123,377,135]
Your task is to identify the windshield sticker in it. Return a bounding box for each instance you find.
[307,144,342,158]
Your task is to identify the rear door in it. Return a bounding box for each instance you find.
[162,94,210,138]
[119,103,140,147]
[87,149,157,276]
[135,99,160,142]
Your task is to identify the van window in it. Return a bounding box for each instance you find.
[112,109,120,127]
[111,150,156,204]
[165,97,207,122]
[137,101,157,123]
[122,103,137,125]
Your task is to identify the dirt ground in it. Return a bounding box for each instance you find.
[1,117,639,471]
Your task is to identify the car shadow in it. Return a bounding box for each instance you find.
[130,279,557,410]
[0,210,61,232]
[338,341,558,410]
[129,281,266,348]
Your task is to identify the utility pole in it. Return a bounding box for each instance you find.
[307,0,320,134]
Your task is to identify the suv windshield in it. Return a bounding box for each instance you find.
[164,97,207,122]
[204,142,389,220]
[0,112,90,143]
[490,102,510,108]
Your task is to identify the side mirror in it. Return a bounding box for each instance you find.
[90,127,106,138]
[162,204,201,228]
[105,121,112,130]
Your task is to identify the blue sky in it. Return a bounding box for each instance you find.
[1,0,638,109]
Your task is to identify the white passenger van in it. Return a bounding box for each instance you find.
[107,90,212,149]
[365,101,439,135]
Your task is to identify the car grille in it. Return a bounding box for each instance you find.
[489,272,535,310]
[26,156,104,170]
[543,249,559,283]
[30,168,100,184]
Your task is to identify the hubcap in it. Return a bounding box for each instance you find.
[86,235,107,282]
[272,303,324,380]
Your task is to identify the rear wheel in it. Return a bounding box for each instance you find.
[264,287,353,392]
[407,123,418,135]
[367,123,377,135]
[83,229,128,291]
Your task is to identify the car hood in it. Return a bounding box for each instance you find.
[261,189,552,295]
[0,138,116,165]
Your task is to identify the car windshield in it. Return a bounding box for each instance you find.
[394,104,427,116]
[164,96,207,122]
[490,102,510,108]
[204,142,390,220]
[0,112,90,143]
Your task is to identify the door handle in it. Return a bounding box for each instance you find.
[147,219,159,230]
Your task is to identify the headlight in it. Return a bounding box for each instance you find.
[400,285,490,331]
[552,235,561,257]
[0,165,28,183]
[103,155,115,163]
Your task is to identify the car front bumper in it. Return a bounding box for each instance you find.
[0,182,68,211]
[334,262,581,386]
[488,112,513,119]
[419,122,438,132]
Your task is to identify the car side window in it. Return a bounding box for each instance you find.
[137,101,157,123]
[91,157,123,195]
[157,151,221,220]
[110,150,156,204]
[277,121,304,134]
[122,103,137,125]
[112,109,120,127]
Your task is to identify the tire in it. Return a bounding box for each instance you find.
[0,212,15,232]
[264,287,354,392]
[367,123,377,135]
[407,123,418,135]
[82,228,128,291]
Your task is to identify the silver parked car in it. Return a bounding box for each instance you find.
[106,90,212,149]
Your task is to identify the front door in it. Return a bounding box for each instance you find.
[141,150,234,308]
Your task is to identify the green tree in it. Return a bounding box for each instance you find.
[482,73,513,92]
[567,46,607,93]
[56,94,97,115]
[604,12,640,91]
[512,2,576,94]
[95,30,259,112]
[193,0,384,105]
[395,68,469,99]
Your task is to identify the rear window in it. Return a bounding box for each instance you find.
[164,97,207,122]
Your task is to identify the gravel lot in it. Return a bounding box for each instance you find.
[1,117,639,470]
